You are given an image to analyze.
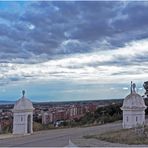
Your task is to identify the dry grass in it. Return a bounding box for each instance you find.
[84,127,148,145]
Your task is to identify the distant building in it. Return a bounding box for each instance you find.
[42,112,49,124]
[41,104,88,124]
[69,105,77,119]
[121,82,147,129]
[13,90,34,134]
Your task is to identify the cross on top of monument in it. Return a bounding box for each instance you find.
[133,83,136,92]
[22,90,25,97]
[131,81,136,93]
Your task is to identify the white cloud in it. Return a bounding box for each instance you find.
[122,87,128,90]
[27,23,35,30]
[0,39,148,86]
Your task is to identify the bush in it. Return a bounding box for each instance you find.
[1,122,12,134]
[47,124,55,129]
[33,122,56,131]
[77,103,122,126]
[2,126,10,134]
[33,122,44,131]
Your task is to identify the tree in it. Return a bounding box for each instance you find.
[78,103,122,125]
[143,81,148,98]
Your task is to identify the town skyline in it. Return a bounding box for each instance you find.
[0,1,147,101]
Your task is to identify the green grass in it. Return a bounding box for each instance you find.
[84,127,148,145]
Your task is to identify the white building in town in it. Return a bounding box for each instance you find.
[121,82,147,129]
[13,90,34,134]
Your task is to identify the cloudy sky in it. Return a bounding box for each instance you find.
[0,1,147,102]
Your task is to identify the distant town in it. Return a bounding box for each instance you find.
[0,81,148,134]
[0,99,123,133]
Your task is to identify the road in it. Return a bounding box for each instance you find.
[0,121,145,147]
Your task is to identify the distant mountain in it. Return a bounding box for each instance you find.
[0,100,15,105]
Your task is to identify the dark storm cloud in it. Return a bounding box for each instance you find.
[111,53,148,67]
[0,1,148,63]
[0,11,19,21]
[9,76,22,82]
[68,2,116,41]
[111,71,143,76]
[114,2,148,31]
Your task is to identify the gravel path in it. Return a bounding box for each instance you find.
[0,121,147,147]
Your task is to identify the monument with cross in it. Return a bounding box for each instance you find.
[13,90,34,134]
[121,82,147,129]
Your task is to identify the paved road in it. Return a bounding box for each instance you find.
[0,121,146,147]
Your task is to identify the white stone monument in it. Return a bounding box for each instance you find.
[121,82,147,129]
[13,90,34,134]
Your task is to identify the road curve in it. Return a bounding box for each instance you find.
[0,121,146,147]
